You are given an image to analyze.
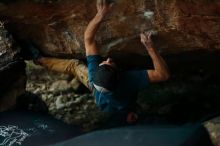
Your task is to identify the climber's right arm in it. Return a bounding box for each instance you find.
[84,0,114,56]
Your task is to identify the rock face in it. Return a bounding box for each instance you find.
[155,0,220,51]
[0,21,26,112]
[0,0,219,61]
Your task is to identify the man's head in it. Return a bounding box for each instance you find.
[93,58,118,92]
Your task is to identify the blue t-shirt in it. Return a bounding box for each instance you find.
[87,55,149,113]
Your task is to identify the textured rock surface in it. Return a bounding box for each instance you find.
[26,62,106,131]
[0,21,26,111]
[0,0,220,61]
[205,118,220,146]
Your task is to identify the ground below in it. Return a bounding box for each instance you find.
[24,50,220,145]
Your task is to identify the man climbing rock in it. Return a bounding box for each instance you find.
[32,0,169,126]
[84,0,169,124]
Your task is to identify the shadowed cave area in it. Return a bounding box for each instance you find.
[22,50,220,129]
[138,50,220,124]
[0,0,220,145]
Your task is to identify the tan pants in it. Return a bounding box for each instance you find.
[37,57,89,88]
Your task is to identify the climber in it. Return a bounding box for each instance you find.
[27,0,169,126]
[84,0,170,124]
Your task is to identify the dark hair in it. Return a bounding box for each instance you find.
[93,64,118,91]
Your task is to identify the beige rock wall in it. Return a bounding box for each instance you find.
[0,0,219,59]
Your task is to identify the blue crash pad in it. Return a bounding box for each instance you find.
[0,110,82,146]
[52,125,213,146]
